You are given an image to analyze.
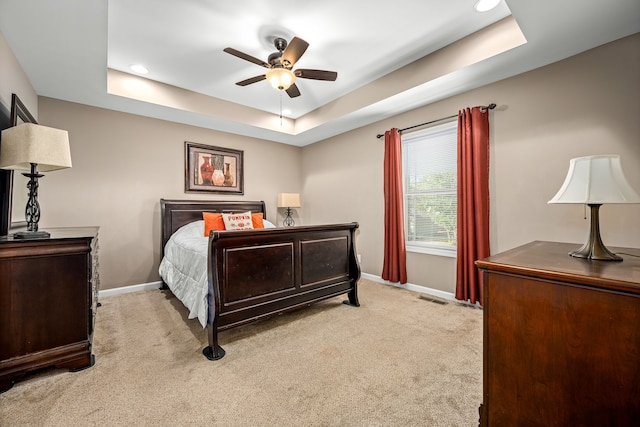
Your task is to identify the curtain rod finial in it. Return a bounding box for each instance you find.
[481,103,497,112]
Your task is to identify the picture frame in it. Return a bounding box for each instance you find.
[0,94,36,234]
[0,102,10,236]
[185,142,244,194]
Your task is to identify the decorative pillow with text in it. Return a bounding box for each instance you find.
[222,211,254,230]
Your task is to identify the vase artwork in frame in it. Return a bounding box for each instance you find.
[185,142,243,194]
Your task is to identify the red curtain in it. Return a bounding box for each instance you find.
[382,128,408,284]
[456,107,490,305]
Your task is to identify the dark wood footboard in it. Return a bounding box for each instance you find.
[203,223,360,360]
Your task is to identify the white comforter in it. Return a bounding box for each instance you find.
[159,220,209,327]
[159,219,275,328]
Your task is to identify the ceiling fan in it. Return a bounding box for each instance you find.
[223,37,337,98]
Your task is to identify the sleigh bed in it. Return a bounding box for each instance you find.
[159,199,360,360]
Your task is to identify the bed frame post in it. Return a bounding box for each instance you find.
[203,231,225,360]
[203,329,225,360]
[344,223,361,307]
[344,288,360,307]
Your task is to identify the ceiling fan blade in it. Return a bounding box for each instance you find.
[285,83,301,98]
[294,69,338,81]
[236,75,266,86]
[281,37,309,68]
[223,47,269,68]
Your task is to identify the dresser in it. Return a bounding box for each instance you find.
[476,241,640,426]
[0,227,99,392]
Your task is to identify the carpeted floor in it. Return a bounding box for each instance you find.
[0,279,483,426]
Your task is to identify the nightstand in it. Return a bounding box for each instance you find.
[0,227,99,392]
[476,241,640,426]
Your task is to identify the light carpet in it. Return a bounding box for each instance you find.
[0,279,483,426]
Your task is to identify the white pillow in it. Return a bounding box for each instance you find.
[222,211,254,230]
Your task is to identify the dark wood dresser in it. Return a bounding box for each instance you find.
[0,227,99,392]
[476,241,640,426]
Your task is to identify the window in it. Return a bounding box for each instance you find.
[402,120,457,257]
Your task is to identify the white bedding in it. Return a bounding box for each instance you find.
[158,219,275,328]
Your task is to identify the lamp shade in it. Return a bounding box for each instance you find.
[266,68,296,90]
[0,123,72,172]
[548,154,640,204]
[277,193,301,208]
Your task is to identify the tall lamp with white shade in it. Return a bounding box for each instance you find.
[0,123,72,239]
[277,193,301,227]
[548,154,640,261]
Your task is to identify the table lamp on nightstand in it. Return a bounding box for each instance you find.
[0,123,72,239]
[277,193,301,227]
[548,154,640,261]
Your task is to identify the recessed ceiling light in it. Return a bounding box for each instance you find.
[474,0,501,12]
[282,109,292,116]
[129,64,149,74]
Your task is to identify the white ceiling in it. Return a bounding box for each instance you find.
[1,0,639,146]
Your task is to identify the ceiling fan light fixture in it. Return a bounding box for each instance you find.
[266,68,295,90]
[474,0,501,12]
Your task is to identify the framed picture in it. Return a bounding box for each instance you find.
[0,94,36,234]
[185,142,243,194]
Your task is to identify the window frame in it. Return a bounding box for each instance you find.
[402,120,458,258]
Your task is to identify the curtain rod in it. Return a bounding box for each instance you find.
[376,103,497,139]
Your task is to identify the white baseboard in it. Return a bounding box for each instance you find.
[97,275,480,308]
[361,272,481,307]
[98,281,163,298]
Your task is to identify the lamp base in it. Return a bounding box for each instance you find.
[569,246,622,262]
[283,207,295,227]
[569,204,622,262]
[13,230,51,240]
[21,164,47,239]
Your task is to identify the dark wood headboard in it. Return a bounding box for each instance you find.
[160,199,266,256]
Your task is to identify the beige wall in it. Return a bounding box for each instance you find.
[4,32,639,294]
[0,31,38,232]
[0,32,37,118]
[37,99,302,289]
[302,33,640,294]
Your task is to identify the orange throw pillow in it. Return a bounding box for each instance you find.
[251,213,265,229]
[203,211,265,235]
[203,212,225,236]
